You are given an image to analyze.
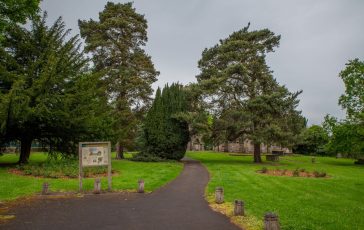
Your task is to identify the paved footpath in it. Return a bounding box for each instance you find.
[2,159,241,230]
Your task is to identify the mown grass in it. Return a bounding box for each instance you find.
[0,152,183,201]
[187,151,364,230]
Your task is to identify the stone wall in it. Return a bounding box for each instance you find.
[213,140,291,154]
[187,135,204,151]
[187,135,291,154]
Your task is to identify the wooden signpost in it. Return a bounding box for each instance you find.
[79,142,112,192]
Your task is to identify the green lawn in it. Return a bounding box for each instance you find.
[187,151,364,230]
[0,153,183,201]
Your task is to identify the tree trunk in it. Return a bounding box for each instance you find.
[115,142,124,159]
[253,143,262,163]
[18,137,32,164]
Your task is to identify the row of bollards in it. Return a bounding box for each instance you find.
[215,187,280,230]
[93,178,145,194]
[95,178,145,193]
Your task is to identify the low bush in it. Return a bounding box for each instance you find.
[281,169,287,175]
[313,171,327,178]
[293,168,300,177]
[261,167,268,173]
[130,152,168,162]
[14,157,109,178]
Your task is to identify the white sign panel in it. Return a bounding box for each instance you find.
[81,145,109,166]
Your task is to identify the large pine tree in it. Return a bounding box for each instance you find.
[196,24,305,163]
[79,2,159,159]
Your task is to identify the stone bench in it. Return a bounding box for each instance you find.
[272,150,284,156]
[266,154,279,162]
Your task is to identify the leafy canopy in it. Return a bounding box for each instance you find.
[320,59,364,159]
[0,0,40,42]
[339,59,364,118]
[294,125,329,155]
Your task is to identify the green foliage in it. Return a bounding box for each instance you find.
[130,153,169,162]
[292,168,299,177]
[179,83,213,149]
[0,13,110,163]
[324,119,364,159]
[321,59,364,159]
[16,158,89,178]
[293,125,329,155]
[338,59,364,118]
[0,0,40,42]
[79,2,159,157]
[261,167,268,173]
[312,170,327,178]
[140,83,189,161]
[196,24,305,162]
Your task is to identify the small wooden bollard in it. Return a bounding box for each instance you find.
[94,178,101,194]
[234,200,244,216]
[138,179,145,193]
[42,182,49,195]
[264,212,280,230]
[311,157,316,163]
[215,187,224,204]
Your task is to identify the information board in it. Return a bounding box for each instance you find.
[81,143,109,166]
[79,142,112,192]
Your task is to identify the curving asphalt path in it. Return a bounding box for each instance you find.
[1,158,241,230]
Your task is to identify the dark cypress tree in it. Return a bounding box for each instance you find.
[135,83,189,161]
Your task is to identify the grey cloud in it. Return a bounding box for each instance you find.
[41,0,364,124]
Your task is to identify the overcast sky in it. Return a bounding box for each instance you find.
[41,0,364,125]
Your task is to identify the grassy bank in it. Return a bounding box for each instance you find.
[0,153,183,201]
[187,151,364,230]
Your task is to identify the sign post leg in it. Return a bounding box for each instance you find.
[79,143,83,192]
[108,142,112,192]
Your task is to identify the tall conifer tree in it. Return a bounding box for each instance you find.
[139,84,189,161]
[0,13,108,163]
[196,24,305,163]
[79,2,159,159]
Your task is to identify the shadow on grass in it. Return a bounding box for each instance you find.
[0,163,18,168]
[323,159,358,167]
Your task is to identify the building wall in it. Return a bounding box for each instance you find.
[187,135,204,151]
[187,134,291,154]
[213,140,291,154]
